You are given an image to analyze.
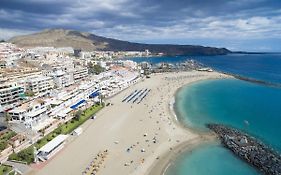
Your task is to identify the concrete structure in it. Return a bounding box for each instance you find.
[25,76,54,96]
[8,98,51,129]
[37,135,68,160]
[73,67,88,81]
[0,82,24,108]
[52,70,74,88]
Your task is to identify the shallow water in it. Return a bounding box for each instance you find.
[130,54,281,175]
[167,79,281,175]
[175,79,281,152]
[166,142,259,175]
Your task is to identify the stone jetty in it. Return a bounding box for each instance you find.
[207,124,281,175]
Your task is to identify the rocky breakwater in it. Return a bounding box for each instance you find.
[207,124,281,175]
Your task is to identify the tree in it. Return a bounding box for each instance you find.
[87,62,105,74]
[0,39,5,43]
[74,110,82,121]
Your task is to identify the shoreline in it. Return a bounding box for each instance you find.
[146,72,231,175]
[147,134,217,175]
[29,71,231,175]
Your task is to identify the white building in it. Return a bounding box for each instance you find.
[73,67,88,82]
[52,70,74,88]
[8,98,51,129]
[0,81,24,108]
[37,134,68,160]
[27,47,74,56]
[25,76,54,96]
[122,60,138,69]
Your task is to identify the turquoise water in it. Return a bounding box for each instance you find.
[167,79,281,175]
[130,55,281,175]
[166,142,259,175]
[175,79,281,152]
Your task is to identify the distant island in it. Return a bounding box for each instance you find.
[8,29,231,56]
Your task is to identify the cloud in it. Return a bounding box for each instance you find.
[0,28,35,40]
[0,0,281,50]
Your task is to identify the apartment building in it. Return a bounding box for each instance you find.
[0,81,24,108]
[73,67,88,81]
[25,76,54,96]
[8,98,50,130]
[52,70,74,88]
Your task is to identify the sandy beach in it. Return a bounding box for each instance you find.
[27,71,230,175]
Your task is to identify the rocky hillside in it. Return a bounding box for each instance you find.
[9,29,231,56]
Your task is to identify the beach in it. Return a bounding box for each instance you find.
[28,71,230,175]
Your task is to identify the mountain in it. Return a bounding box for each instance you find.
[9,29,231,56]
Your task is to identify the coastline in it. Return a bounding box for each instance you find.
[29,71,231,175]
[146,73,231,175]
[147,135,217,175]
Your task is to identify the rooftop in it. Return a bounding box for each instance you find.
[38,134,68,153]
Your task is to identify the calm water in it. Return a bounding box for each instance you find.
[166,142,259,175]
[175,79,281,152]
[130,54,281,175]
[130,53,281,84]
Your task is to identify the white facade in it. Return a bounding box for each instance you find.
[73,67,88,81]
[25,76,54,95]
[0,81,24,108]
[37,134,68,160]
[52,70,74,88]
[8,99,50,129]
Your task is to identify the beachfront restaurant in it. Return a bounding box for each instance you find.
[37,134,68,160]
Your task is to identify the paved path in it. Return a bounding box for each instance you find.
[5,160,31,174]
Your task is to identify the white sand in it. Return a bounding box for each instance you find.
[28,71,230,175]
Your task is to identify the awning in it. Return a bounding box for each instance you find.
[89,90,99,98]
[70,99,86,109]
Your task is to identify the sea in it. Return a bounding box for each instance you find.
[129,53,281,175]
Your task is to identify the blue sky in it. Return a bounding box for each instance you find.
[0,0,281,51]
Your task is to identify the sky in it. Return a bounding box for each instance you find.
[0,0,281,52]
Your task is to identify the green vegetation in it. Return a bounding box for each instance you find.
[74,110,83,121]
[8,172,15,175]
[8,104,103,164]
[87,62,105,74]
[0,142,7,152]
[0,131,16,142]
[8,146,34,164]
[0,164,13,175]
[0,40,5,43]
[24,91,35,97]
[0,130,16,151]
[35,104,103,149]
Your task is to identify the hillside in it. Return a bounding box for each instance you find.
[9,29,231,56]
